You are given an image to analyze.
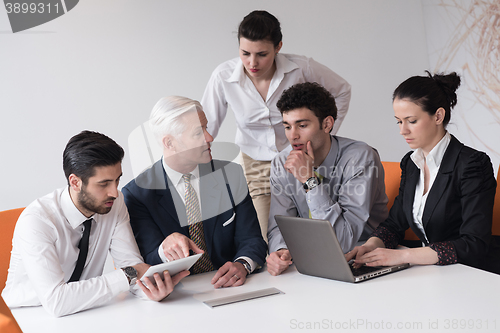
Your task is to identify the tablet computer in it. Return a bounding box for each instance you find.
[140,253,203,283]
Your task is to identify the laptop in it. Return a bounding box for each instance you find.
[275,215,410,283]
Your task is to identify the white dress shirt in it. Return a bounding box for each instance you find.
[201,53,351,161]
[159,159,256,272]
[2,187,144,317]
[162,158,202,206]
[411,132,451,242]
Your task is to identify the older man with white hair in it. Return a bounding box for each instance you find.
[123,96,266,289]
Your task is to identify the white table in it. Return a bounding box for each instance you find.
[12,264,500,333]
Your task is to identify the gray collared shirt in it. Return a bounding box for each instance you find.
[267,135,389,253]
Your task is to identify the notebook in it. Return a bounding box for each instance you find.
[275,215,410,283]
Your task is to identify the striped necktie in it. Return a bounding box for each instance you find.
[182,174,214,274]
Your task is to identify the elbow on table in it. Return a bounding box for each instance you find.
[41,289,80,318]
[43,303,73,318]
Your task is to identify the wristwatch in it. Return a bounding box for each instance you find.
[121,266,138,286]
[303,176,321,191]
[235,259,252,275]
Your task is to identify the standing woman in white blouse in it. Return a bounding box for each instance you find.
[201,10,351,241]
[347,72,499,273]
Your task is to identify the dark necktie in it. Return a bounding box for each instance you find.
[68,219,92,283]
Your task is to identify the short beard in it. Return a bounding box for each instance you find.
[78,183,113,215]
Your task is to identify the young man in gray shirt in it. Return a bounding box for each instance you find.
[267,82,389,276]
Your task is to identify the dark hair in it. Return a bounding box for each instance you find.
[393,71,461,127]
[277,82,337,125]
[63,130,124,185]
[238,10,282,47]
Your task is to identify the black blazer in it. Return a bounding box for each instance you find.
[122,159,267,268]
[380,135,497,270]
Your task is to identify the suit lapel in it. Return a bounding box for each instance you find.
[150,161,226,251]
[150,161,186,227]
[421,135,462,227]
[402,160,428,241]
[198,162,223,254]
[403,160,418,227]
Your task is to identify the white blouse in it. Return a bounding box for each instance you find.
[410,132,451,242]
[201,53,351,161]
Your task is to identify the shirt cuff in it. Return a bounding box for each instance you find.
[269,240,288,255]
[429,241,458,265]
[158,244,169,263]
[371,225,399,249]
[129,278,153,301]
[305,184,331,213]
[235,256,257,273]
[104,268,131,296]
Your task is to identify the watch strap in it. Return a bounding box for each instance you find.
[235,259,251,275]
[303,176,320,190]
[121,266,138,286]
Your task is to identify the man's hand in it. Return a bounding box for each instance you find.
[136,267,190,302]
[161,232,204,261]
[211,261,248,288]
[266,249,292,276]
[284,141,315,183]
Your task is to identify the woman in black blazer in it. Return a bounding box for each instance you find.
[347,72,498,273]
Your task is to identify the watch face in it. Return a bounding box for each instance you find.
[304,177,319,190]
[124,266,137,278]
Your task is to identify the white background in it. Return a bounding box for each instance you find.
[1,0,434,210]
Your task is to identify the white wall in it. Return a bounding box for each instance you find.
[0,0,430,211]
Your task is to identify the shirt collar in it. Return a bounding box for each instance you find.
[60,186,94,229]
[410,131,451,170]
[227,58,246,83]
[274,53,299,75]
[226,53,299,84]
[162,157,200,186]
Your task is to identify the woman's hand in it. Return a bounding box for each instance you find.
[354,248,408,267]
[345,237,385,268]
[349,243,438,267]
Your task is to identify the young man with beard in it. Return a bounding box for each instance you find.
[2,131,186,317]
[266,82,389,276]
